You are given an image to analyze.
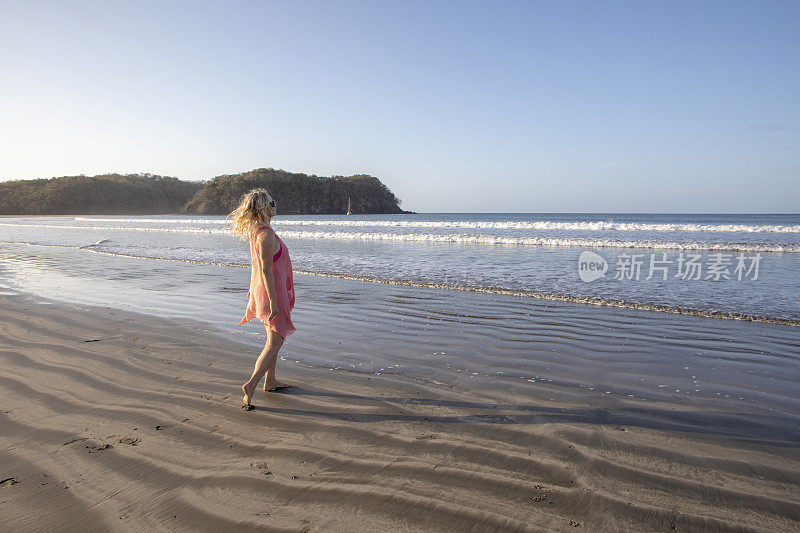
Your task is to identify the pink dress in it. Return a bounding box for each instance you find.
[237,223,296,338]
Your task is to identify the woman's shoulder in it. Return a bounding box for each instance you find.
[254,224,278,244]
[253,223,274,236]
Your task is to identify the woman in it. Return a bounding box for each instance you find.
[229,188,296,410]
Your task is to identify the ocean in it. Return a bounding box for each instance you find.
[1,212,799,424]
[1,212,798,322]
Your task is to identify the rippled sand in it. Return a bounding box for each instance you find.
[1,291,799,531]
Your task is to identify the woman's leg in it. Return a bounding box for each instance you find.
[263,326,290,390]
[242,327,285,407]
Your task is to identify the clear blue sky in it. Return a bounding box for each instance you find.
[1,1,798,212]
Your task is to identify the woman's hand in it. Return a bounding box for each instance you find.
[269,304,279,321]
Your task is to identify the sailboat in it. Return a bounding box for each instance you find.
[346,196,351,215]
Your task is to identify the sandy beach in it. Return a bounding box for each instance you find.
[1,291,799,532]
[3,0,799,529]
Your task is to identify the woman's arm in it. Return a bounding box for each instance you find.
[256,230,280,320]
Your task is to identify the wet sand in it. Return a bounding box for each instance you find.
[1,292,799,531]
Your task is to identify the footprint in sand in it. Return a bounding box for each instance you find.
[529,484,557,504]
[86,443,113,453]
[251,462,272,476]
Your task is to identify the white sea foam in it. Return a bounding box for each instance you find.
[272,231,799,252]
[0,222,226,234]
[74,217,228,224]
[277,220,800,233]
[1,222,798,252]
[71,217,800,233]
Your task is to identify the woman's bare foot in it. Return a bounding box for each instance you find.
[242,382,256,410]
[263,379,290,392]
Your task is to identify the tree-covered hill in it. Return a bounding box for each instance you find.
[183,168,404,215]
[0,169,405,215]
[0,174,203,215]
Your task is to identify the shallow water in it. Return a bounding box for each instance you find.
[1,237,798,431]
[1,213,798,321]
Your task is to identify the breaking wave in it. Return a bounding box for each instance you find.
[69,217,800,233]
[2,222,797,253]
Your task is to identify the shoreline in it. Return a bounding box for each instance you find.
[2,240,800,416]
[5,239,800,327]
[1,291,799,531]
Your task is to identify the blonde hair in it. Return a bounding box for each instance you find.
[227,188,277,239]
